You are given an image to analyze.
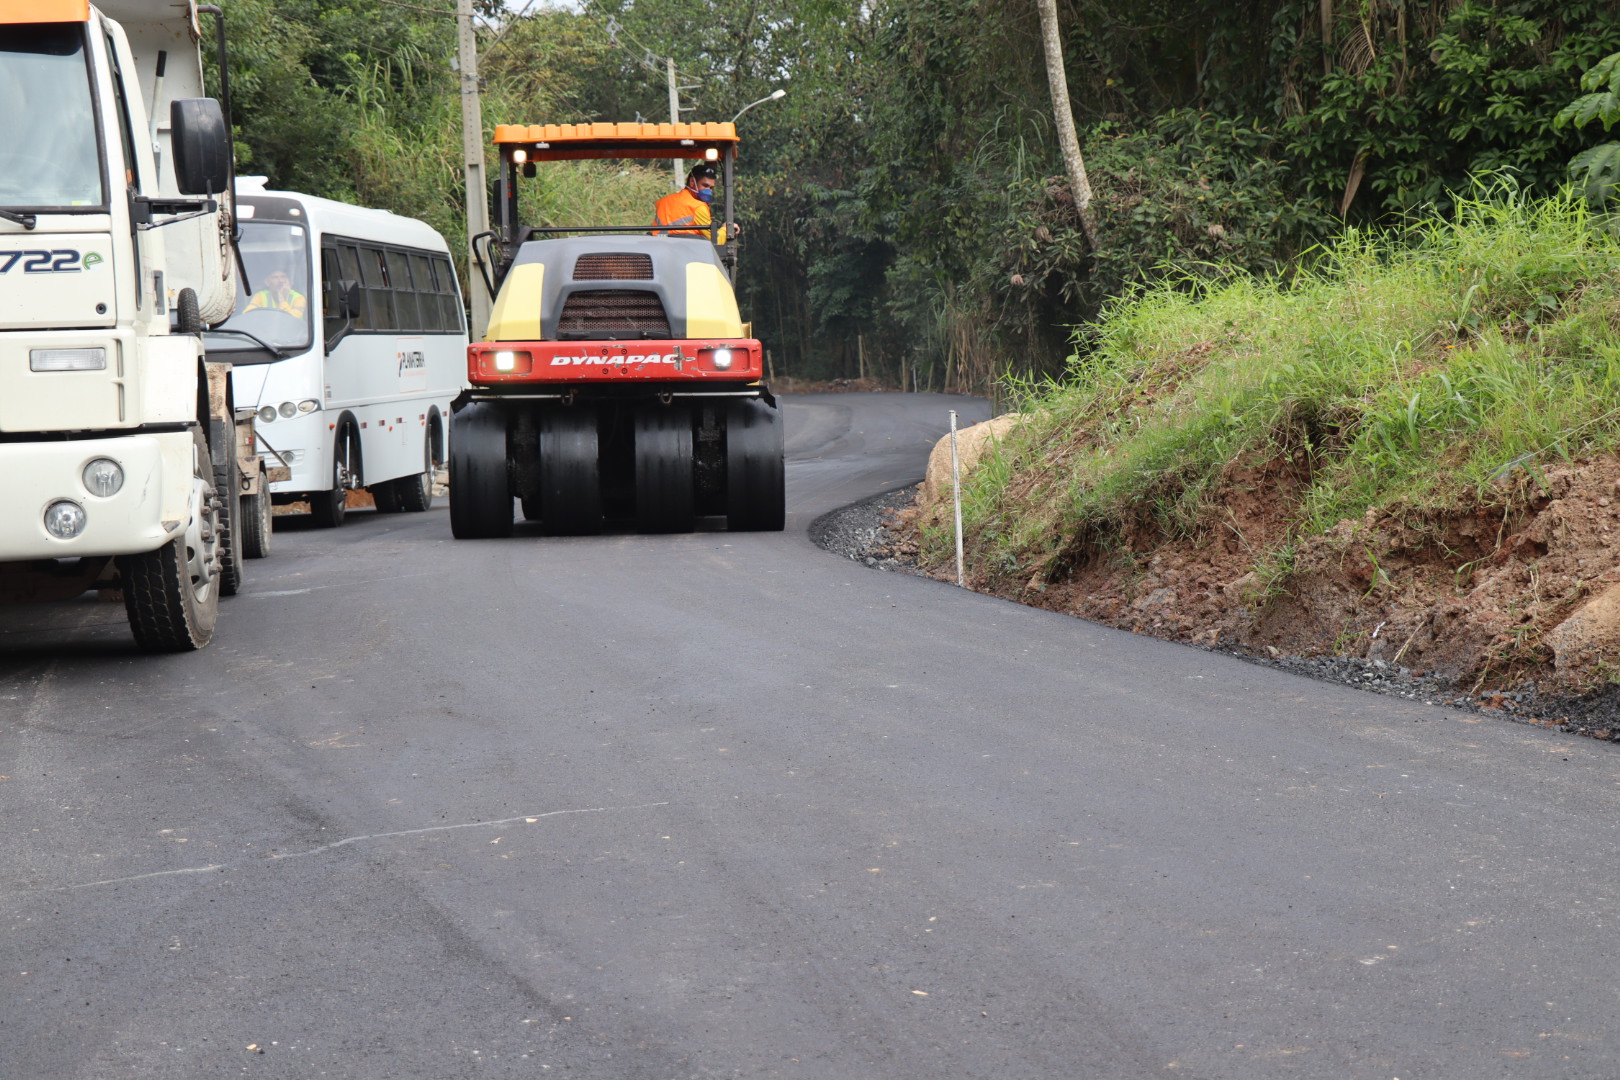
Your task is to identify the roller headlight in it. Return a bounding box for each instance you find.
[258,405,277,424]
[712,348,734,370]
[490,350,532,374]
[44,500,87,539]
[82,458,124,497]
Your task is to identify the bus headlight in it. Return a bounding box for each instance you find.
[82,458,124,497]
[278,400,297,418]
[298,399,320,413]
[44,500,87,539]
[258,405,277,424]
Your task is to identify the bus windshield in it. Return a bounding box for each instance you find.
[0,25,103,210]
[209,221,315,358]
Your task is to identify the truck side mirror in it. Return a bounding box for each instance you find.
[170,98,230,195]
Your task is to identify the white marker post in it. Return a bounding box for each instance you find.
[949,410,964,587]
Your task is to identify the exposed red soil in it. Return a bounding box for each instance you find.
[886,452,1620,699]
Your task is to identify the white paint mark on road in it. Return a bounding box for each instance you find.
[25,802,670,894]
[270,802,672,860]
[59,864,228,890]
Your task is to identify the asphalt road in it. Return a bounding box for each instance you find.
[3,391,1618,1080]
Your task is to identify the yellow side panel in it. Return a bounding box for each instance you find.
[1,0,88,21]
[485,263,544,341]
[685,263,744,339]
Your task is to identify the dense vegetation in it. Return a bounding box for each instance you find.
[926,187,1620,580]
[213,0,1620,389]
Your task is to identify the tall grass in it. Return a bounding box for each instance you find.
[929,186,1620,581]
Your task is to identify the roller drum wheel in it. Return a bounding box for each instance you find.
[538,406,603,535]
[449,403,513,539]
[634,404,695,533]
[725,398,785,531]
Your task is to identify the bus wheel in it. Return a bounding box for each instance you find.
[311,429,354,529]
[371,482,402,513]
[241,472,272,559]
[120,431,220,651]
[449,403,512,539]
[394,427,435,513]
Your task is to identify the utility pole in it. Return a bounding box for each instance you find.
[667,57,682,186]
[457,0,491,339]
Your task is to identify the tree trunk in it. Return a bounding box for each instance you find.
[1035,0,1099,252]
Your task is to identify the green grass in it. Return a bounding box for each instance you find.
[927,185,1620,585]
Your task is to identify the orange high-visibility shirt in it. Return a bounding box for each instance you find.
[653,188,711,235]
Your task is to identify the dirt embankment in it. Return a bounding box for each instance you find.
[876,422,1620,736]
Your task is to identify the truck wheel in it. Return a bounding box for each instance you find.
[634,403,695,533]
[393,428,435,513]
[241,477,272,559]
[726,398,785,531]
[539,405,602,535]
[213,437,244,595]
[120,431,220,651]
[310,429,354,529]
[449,403,512,538]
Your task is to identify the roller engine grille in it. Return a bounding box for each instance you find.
[573,253,654,280]
[557,290,670,339]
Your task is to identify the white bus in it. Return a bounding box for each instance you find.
[209,181,468,528]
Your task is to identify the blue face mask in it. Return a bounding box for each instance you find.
[696,188,713,204]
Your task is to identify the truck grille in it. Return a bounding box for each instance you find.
[557,290,670,338]
[573,253,654,280]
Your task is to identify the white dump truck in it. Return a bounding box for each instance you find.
[0,0,264,650]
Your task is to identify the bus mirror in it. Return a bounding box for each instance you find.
[328,279,362,318]
[170,98,230,195]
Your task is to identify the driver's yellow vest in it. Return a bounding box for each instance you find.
[246,289,306,317]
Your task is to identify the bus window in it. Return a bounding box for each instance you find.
[410,253,440,332]
[321,245,344,340]
[387,249,420,332]
[363,246,396,331]
[433,255,464,333]
[336,243,367,330]
[205,222,313,360]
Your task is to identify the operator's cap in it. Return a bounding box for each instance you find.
[687,163,719,180]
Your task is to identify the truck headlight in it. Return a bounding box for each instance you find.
[82,458,124,497]
[31,348,107,372]
[44,500,87,539]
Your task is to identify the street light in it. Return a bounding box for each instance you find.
[730,88,786,125]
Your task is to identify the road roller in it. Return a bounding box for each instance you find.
[450,121,784,538]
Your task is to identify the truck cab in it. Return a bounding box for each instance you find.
[0,0,240,650]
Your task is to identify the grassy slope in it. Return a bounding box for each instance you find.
[923,190,1620,691]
